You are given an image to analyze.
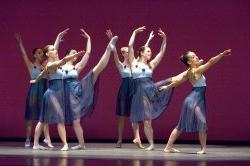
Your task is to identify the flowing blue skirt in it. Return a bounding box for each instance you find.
[25,79,47,120]
[115,77,132,117]
[176,86,207,132]
[130,77,174,123]
[40,79,70,124]
[64,71,99,121]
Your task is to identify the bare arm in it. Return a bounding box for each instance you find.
[113,47,123,69]
[54,28,70,50]
[106,29,122,69]
[149,29,167,70]
[15,33,33,73]
[144,31,154,47]
[128,26,146,66]
[31,50,83,83]
[30,50,85,84]
[159,70,188,91]
[75,29,91,73]
[48,51,85,71]
[196,49,231,74]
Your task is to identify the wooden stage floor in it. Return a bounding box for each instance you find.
[0,142,249,165]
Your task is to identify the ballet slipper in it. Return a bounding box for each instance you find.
[163,148,180,153]
[133,139,145,149]
[33,144,48,150]
[71,144,86,150]
[60,144,69,151]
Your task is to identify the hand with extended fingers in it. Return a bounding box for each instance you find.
[77,50,86,56]
[148,31,155,40]
[57,28,70,43]
[15,33,22,43]
[157,28,166,39]
[221,49,231,56]
[159,85,170,91]
[106,29,113,39]
[134,26,146,34]
[80,29,90,39]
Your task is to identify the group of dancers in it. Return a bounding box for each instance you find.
[16,26,231,154]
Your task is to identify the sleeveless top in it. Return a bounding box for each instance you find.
[132,62,152,79]
[62,65,78,79]
[30,66,43,80]
[119,65,132,78]
[48,67,64,80]
[193,75,206,87]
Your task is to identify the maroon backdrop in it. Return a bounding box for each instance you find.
[0,0,249,142]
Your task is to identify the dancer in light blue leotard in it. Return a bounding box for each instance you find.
[160,49,231,154]
[128,27,173,151]
[56,29,118,150]
[15,33,52,148]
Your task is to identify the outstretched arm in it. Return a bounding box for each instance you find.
[54,28,70,50]
[15,33,33,73]
[128,26,146,65]
[106,29,122,69]
[144,31,154,47]
[197,49,231,74]
[75,29,91,73]
[48,51,85,71]
[159,70,188,91]
[31,51,85,83]
[149,29,167,70]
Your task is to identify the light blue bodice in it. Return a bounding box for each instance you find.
[119,65,132,78]
[193,75,206,87]
[48,68,64,80]
[30,66,43,80]
[62,65,78,79]
[132,62,152,79]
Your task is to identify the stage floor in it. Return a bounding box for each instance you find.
[0,142,249,165]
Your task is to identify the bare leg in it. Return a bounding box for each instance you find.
[71,119,85,150]
[132,122,144,149]
[92,36,118,83]
[144,120,154,151]
[33,122,48,150]
[43,124,54,148]
[57,123,68,151]
[116,116,125,148]
[25,120,32,147]
[197,131,207,154]
[164,128,181,153]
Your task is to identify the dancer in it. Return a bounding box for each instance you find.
[30,29,85,150]
[106,29,154,148]
[15,34,53,148]
[160,49,231,154]
[128,26,174,150]
[58,29,118,150]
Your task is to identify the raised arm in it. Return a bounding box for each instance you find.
[149,29,167,70]
[128,26,146,65]
[54,28,70,50]
[106,29,122,69]
[75,29,91,73]
[196,49,231,74]
[144,31,154,47]
[15,33,33,73]
[159,70,188,91]
[48,51,85,71]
